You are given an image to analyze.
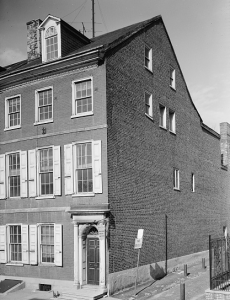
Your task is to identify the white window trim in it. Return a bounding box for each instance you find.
[169,110,176,134]
[173,168,180,190]
[145,91,153,119]
[144,45,152,72]
[170,67,176,90]
[34,86,54,125]
[4,94,21,131]
[71,77,93,118]
[159,104,166,129]
[191,173,195,192]
[40,21,61,63]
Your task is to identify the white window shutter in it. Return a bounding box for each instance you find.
[20,151,28,197]
[0,155,6,200]
[28,150,37,197]
[21,225,29,264]
[53,146,61,195]
[72,82,75,116]
[93,140,102,193]
[29,225,37,265]
[64,144,73,195]
[0,226,7,263]
[35,91,38,123]
[5,101,8,129]
[54,224,62,266]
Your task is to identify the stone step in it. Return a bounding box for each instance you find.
[57,290,107,300]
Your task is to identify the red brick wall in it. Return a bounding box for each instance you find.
[106,19,230,273]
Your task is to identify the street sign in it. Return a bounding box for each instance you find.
[134,238,143,249]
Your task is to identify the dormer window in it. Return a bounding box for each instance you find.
[45,27,58,61]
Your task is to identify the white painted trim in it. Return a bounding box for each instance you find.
[4,94,21,130]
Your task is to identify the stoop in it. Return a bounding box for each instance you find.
[58,286,107,300]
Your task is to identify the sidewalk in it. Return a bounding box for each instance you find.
[113,263,209,300]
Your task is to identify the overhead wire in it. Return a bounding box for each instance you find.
[97,0,108,33]
[62,0,88,19]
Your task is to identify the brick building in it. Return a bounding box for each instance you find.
[0,14,229,296]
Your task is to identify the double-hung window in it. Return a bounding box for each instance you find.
[159,105,166,128]
[72,78,93,117]
[173,168,180,190]
[35,87,53,124]
[5,95,21,130]
[170,67,176,89]
[64,140,102,195]
[145,92,153,119]
[169,110,176,133]
[28,146,61,198]
[0,151,27,199]
[0,224,62,266]
[144,46,152,71]
[45,26,58,61]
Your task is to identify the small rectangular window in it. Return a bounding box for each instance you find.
[145,92,153,118]
[159,105,166,128]
[169,110,176,133]
[170,67,176,89]
[35,87,53,124]
[8,152,20,197]
[72,78,93,117]
[144,46,152,71]
[40,224,54,263]
[39,148,53,196]
[5,95,21,130]
[9,225,22,262]
[173,168,180,190]
[191,173,195,192]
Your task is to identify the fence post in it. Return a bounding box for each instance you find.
[184,264,187,277]
[180,282,185,300]
[202,258,205,269]
[209,235,212,290]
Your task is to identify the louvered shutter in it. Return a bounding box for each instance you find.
[0,226,7,263]
[0,155,6,199]
[20,151,28,197]
[21,225,29,264]
[64,144,73,195]
[54,224,62,266]
[29,225,37,265]
[28,150,37,197]
[53,146,61,195]
[93,140,102,193]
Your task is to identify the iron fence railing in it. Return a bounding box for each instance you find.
[209,235,230,291]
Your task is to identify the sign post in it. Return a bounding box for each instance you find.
[134,229,144,295]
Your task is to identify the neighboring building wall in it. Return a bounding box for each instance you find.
[0,64,108,282]
[106,19,230,277]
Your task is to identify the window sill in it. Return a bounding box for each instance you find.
[33,120,53,126]
[35,195,55,200]
[170,85,176,91]
[145,113,154,121]
[72,193,95,197]
[173,188,180,192]
[169,130,176,135]
[159,125,167,131]
[8,197,21,200]
[144,66,153,74]
[6,263,23,266]
[4,125,21,131]
[39,263,55,266]
[71,112,93,119]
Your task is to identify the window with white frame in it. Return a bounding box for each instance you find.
[64,140,102,195]
[0,224,62,266]
[144,46,152,71]
[169,110,176,133]
[72,78,93,117]
[28,146,61,198]
[170,67,176,89]
[35,87,53,124]
[145,92,153,118]
[45,27,58,61]
[0,151,27,199]
[159,104,166,128]
[173,168,180,190]
[5,95,21,130]
[191,173,195,192]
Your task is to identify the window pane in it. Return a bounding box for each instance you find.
[41,225,54,263]
[9,225,22,262]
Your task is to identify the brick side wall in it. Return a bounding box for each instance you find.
[106,20,230,274]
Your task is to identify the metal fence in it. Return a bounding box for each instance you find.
[209,235,230,291]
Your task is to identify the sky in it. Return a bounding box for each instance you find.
[0,0,229,133]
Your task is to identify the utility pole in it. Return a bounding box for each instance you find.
[92,0,95,38]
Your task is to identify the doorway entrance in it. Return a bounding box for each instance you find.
[87,229,100,285]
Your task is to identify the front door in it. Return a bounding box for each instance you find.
[87,237,99,285]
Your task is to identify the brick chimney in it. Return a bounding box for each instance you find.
[220,122,230,167]
[26,19,42,61]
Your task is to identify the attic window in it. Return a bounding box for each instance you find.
[45,26,58,61]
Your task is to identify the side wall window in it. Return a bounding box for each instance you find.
[5,95,21,130]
